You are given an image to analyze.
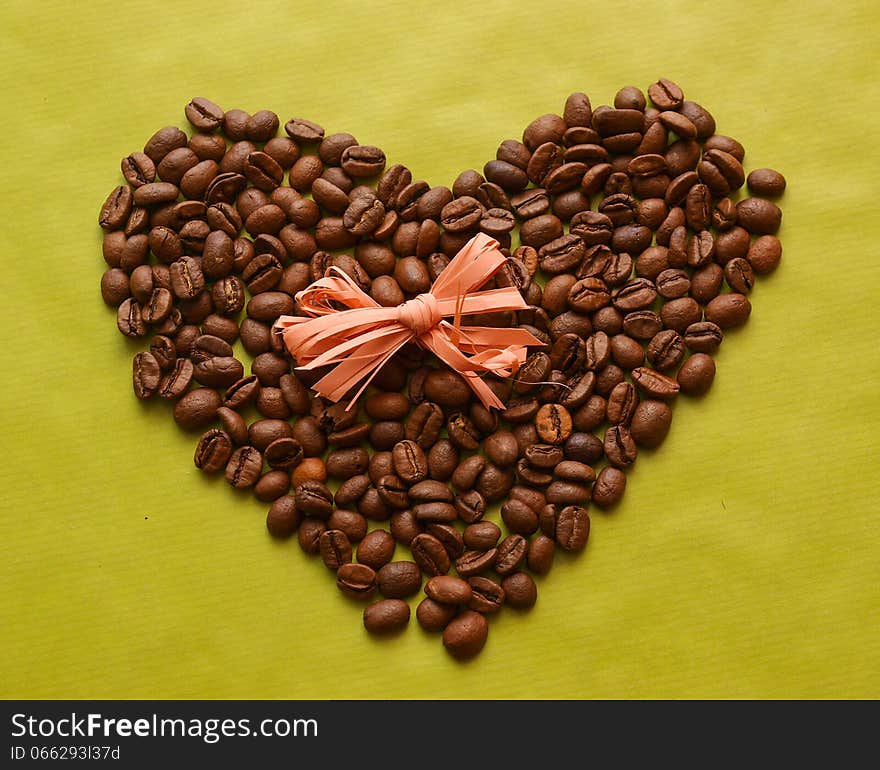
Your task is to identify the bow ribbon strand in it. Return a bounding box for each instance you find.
[274,233,542,410]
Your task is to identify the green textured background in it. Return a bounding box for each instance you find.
[1,0,878,699]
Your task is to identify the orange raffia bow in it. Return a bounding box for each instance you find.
[274,233,542,410]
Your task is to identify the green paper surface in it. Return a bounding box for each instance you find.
[1,0,878,699]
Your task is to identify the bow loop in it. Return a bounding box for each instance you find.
[274,234,542,410]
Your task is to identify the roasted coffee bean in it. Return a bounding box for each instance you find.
[425,576,473,606]
[391,439,428,484]
[173,388,221,430]
[747,235,783,275]
[363,599,410,634]
[253,470,291,502]
[736,197,782,234]
[612,278,657,312]
[502,573,538,610]
[747,168,786,197]
[318,529,352,572]
[358,487,391,521]
[373,474,407,510]
[378,560,423,597]
[723,254,756,296]
[475,463,515,502]
[117,298,147,338]
[500,499,539,535]
[535,403,573,444]
[293,480,333,519]
[334,475,370,508]
[355,530,396,571]
[446,413,481,451]
[629,399,674,448]
[604,424,638,469]
[479,430,517,467]
[264,437,303,470]
[132,352,161,399]
[185,97,224,131]
[556,505,591,551]
[455,548,498,578]
[527,535,556,575]
[538,234,586,274]
[466,577,505,615]
[705,293,751,328]
[194,429,234,473]
[460,522,499,553]
[223,445,262,489]
[266,495,301,538]
[647,329,686,371]
[157,358,194,400]
[325,447,369,480]
[336,563,378,600]
[422,370,471,409]
[630,366,680,399]
[427,439,459,482]
[341,145,386,177]
[606,381,639,424]
[401,402,443,450]
[247,419,292,452]
[413,502,457,524]
[222,375,260,410]
[417,598,457,631]
[292,458,327,489]
[494,535,528,577]
[442,610,488,659]
[677,353,716,396]
[149,335,177,371]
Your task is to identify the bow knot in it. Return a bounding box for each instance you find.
[396,293,441,337]
[273,234,542,410]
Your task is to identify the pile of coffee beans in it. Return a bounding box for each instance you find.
[99,82,785,659]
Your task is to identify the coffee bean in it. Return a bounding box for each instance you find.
[173,388,221,430]
[747,168,786,197]
[556,505,591,551]
[377,560,423,597]
[644,330,684,372]
[747,235,783,275]
[427,439,459,482]
[266,495,301,538]
[194,428,233,472]
[426,576,473,606]
[132,352,161,399]
[736,197,782,234]
[319,529,353,571]
[410,533,451,576]
[254,470,291,502]
[294,480,334,518]
[356,530,396,571]
[527,535,556,575]
[442,610,489,659]
[392,439,428,484]
[677,353,716,396]
[446,413,481,451]
[604,424,638,468]
[535,403,573,444]
[295,518,324,555]
[705,293,751,328]
[630,367,680,399]
[225,445,263,489]
[416,598,457,631]
[336,563,378,600]
[363,599,410,635]
[501,499,539,535]
[502,573,537,609]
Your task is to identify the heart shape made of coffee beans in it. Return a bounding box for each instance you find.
[99,80,785,660]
